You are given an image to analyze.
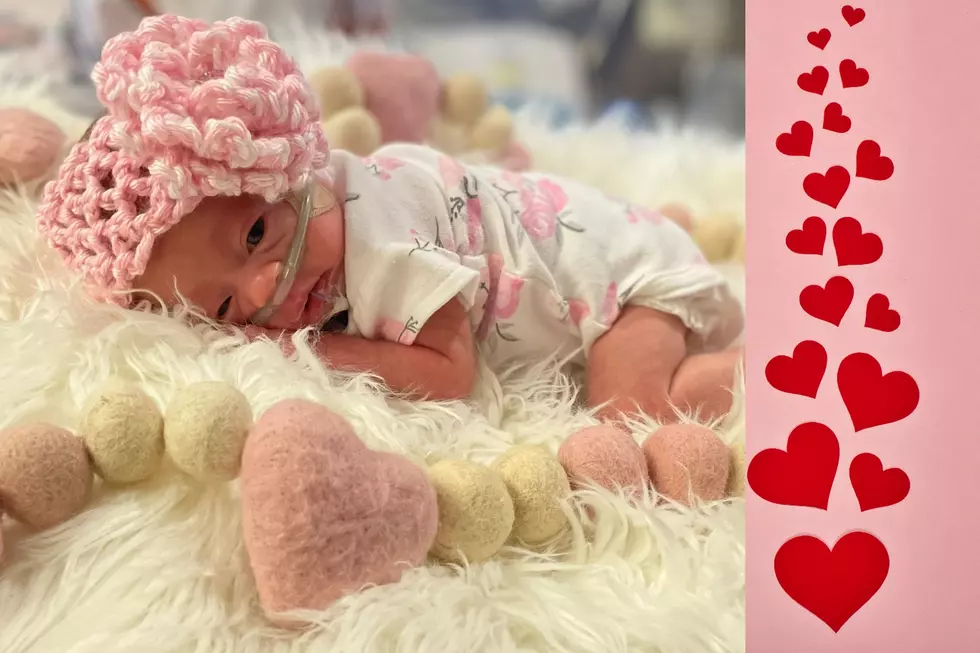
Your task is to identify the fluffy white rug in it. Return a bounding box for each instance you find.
[0,44,746,653]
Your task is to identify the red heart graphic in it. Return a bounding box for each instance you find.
[804,166,850,208]
[807,28,831,49]
[786,217,826,255]
[840,59,870,88]
[800,276,854,326]
[776,121,813,157]
[747,422,839,509]
[823,102,851,133]
[837,352,920,431]
[775,531,889,633]
[766,340,827,398]
[798,66,830,95]
[849,453,910,511]
[842,5,866,26]
[865,294,901,332]
[833,217,882,266]
[856,140,894,180]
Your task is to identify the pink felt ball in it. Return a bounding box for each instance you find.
[240,399,438,622]
[642,423,730,504]
[558,424,648,493]
[0,108,64,185]
[346,51,440,144]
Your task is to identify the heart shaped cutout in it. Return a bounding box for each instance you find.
[833,217,882,266]
[748,422,839,509]
[842,5,866,26]
[776,121,813,157]
[865,293,901,332]
[765,340,828,398]
[807,28,831,49]
[775,531,889,633]
[800,276,854,326]
[786,217,826,255]
[837,353,920,431]
[849,453,910,511]
[823,102,851,133]
[798,66,830,95]
[856,140,894,180]
[804,166,850,208]
[840,59,870,88]
[241,399,438,620]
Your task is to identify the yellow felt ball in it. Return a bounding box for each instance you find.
[441,73,489,127]
[322,107,382,157]
[691,216,742,263]
[79,382,165,484]
[428,459,514,564]
[428,116,468,155]
[491,445,570,544]
[727,439,746,498]
[308,66,365,118]
[164,382,253,482]
[467,105,514,153]
[731,225,746,262]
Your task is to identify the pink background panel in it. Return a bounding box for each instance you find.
[746,1,980,651]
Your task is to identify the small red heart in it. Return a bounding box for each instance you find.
[855,140,894,180]
[864,294,901,332]
[833,217,882,266]
[804,166,850,208]
[775,531,889,633]
[823,102,851,133]
[766,340,827,398]
[786,217,826,255]
[798,66,830,95]
[849,453,910,512]
[840,59,870,88]
[807,28,831,49]
[837,352,920,432]
[842,5,866,26]
[748,422,839,509]
[776,121,813,157]
[800,276,854,326]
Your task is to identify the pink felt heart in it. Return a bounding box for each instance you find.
[241,399,438,621]
[346,52,441,144]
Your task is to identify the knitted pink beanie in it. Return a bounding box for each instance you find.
[37,15,329,303]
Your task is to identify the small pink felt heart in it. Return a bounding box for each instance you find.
[346,52,441,144]
[241,400,438,622]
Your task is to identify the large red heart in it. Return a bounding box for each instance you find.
[849,453,910,511]
[798,66,830,95]
[775,531,889,633]
[765,340,827,398]
[799,276,853,326]
[837,353,920,431]
[807,28,831,50]
[840,59,870,88]
[865,294,901,332]
[856,140,894,180]
[747,422,839,509]
[823,102,851,133]
[776,121,813,157]
[785,217,826,255]
[842,5,866,26]
[804,166,850,208]
[833,217,882,266]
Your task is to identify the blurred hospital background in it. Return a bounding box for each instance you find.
[0,0,745,135]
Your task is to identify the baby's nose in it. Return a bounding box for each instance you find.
[241,261,282,316]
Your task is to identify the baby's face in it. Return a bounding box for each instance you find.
[136,192,345,330]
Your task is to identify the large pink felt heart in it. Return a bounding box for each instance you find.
[241,399,438,621]
[346,51,441,144]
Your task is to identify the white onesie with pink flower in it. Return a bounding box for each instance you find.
[325,144,743,370]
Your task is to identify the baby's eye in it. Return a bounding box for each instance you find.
[217,296,231,320]
[246,217,265,253]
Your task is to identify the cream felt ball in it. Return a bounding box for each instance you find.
[468,105,514,153]
[0,424,93,530]
[727,440,746,498]
[491,445,570,544]
[558,424,648,493]
[428,116,468,155]
[428,459,515,564]
[241,399,438,619]
[643,424,730,504]
[307,66,365,118]
[164,382,252,482]
[441,73,489,127]
[0,108,64,186]
[691,215,741,263]
[321,107,382,157]
[79,384,164,484]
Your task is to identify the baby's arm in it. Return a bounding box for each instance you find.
[313,299,476,401]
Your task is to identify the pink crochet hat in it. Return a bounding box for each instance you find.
[37,15,329,303]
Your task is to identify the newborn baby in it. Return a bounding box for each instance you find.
[39,15,744,424]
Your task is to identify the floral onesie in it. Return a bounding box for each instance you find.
[323,144,743,370]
